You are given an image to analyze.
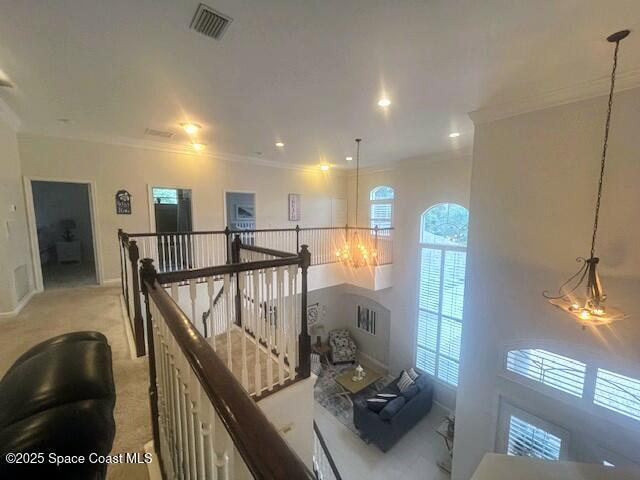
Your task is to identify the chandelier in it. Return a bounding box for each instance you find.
[543,30,630,327]
[336,138,378,268]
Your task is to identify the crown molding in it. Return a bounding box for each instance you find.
[469,67,640,125]
[0,97,20,131]
[19,129,349,175]
[347,146,473,177]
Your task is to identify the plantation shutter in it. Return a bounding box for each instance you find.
[507,415,562,461]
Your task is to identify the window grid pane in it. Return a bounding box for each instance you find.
[594,368,640,420]
[507,416,562,461]
[506,349,586,398]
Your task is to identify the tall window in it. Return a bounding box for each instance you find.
[416,203,469,387]
[370,186,394,230]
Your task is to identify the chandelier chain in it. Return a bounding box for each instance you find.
[591,38,620,259]
[355,138,361,228]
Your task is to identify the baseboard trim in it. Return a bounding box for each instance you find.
[119,293,138,360]
[0,289,36,319]
[102,277,121,286]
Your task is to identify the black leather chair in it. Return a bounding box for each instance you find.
[0,332,116,479]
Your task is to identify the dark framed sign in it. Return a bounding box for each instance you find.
[115,190,132,215]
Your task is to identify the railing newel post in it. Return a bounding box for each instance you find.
[128,240,146,356]
[224,226,231,264]
[118,229,125,298]
[298,244,312,378]
[232,234,242,327]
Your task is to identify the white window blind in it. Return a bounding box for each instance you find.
[370,203,392,229]
[506,349,586,398]
[507,415,562,461]
[594,368,640,421]
[152,187,178,205]
[416,246,466,387]
[369,186,394,230]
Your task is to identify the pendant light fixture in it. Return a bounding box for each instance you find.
[336,138,378,268]
[543,30,630,326]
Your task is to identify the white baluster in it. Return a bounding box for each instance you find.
[253,270,262,395]
[239,272,248,390]
[277,266,285,384]
[265,268,274,390]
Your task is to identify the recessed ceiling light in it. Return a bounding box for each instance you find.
[345,156,353,161]
[377,97,391,108]
[275,142,285,147]
[449,132,461,138]
[320,164,330,171]
[192,143,206,151]
[181,122,201,135]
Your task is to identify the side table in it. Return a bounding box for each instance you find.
[311,343,331,365]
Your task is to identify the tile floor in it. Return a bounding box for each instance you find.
[314,400,451,480]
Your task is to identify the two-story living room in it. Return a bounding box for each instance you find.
[1,2,639,480]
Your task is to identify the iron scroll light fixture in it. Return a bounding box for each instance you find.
[543,30,630,327]
[336,138,378,268]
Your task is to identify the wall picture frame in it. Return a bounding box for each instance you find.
[115,189,132,214]
[288,193,301,221]
[307,302,319,326]
[235,205,255,220]
[357,305,377,335]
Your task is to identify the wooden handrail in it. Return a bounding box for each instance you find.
[240,243,296,259]
[156,256,301,284]
[144,275,315,480]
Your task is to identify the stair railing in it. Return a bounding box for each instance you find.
[140,258,314,480]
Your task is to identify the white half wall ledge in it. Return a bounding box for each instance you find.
[468,67,640,125]
[0,289,35,319]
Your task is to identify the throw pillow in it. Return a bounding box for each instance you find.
[379,396,406,420]
[407,367,420,381]
[376,393,398,400]
[397,370,415,393]
[400,384,419,400]
[366,398,388,413]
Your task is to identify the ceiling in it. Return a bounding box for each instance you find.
[1,1,639,167]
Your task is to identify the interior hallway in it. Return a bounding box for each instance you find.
[0,286,151,479]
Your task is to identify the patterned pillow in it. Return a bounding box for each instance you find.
[376,393,398,400]
[407,367,420,381]
[366,398,388,413]
[397,370,415,393]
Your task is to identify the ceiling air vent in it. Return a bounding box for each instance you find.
[145,128,174,139]
[190,3,232,40]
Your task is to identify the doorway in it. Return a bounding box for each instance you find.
[31,181,97,289]
[225,191,256,230]
[152,187,193,270]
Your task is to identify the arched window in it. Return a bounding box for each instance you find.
[369,186,394,230]
[416,203,469,387]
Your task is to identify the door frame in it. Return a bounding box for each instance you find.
[23,176,104,292]
[223,189,257,229]
[147,184,196,232]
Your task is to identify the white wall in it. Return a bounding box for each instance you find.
[17,134,347,282]
[308,284,391,369]
[348,152,473,408]
[0,110,32,314]
[453,87,640,479]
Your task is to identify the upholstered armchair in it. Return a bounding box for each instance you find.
[328,328,357,364]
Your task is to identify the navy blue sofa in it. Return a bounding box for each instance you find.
[353,372,433,452]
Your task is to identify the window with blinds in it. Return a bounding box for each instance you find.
[594,368,640,421]
[416,203,468,388]
[152,187,179,205]
[506,349,587,398]
[507,415,562,461]
[369,186,394,230]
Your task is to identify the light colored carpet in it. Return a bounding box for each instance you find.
[0,285,151,480]
[42,261,97,289]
